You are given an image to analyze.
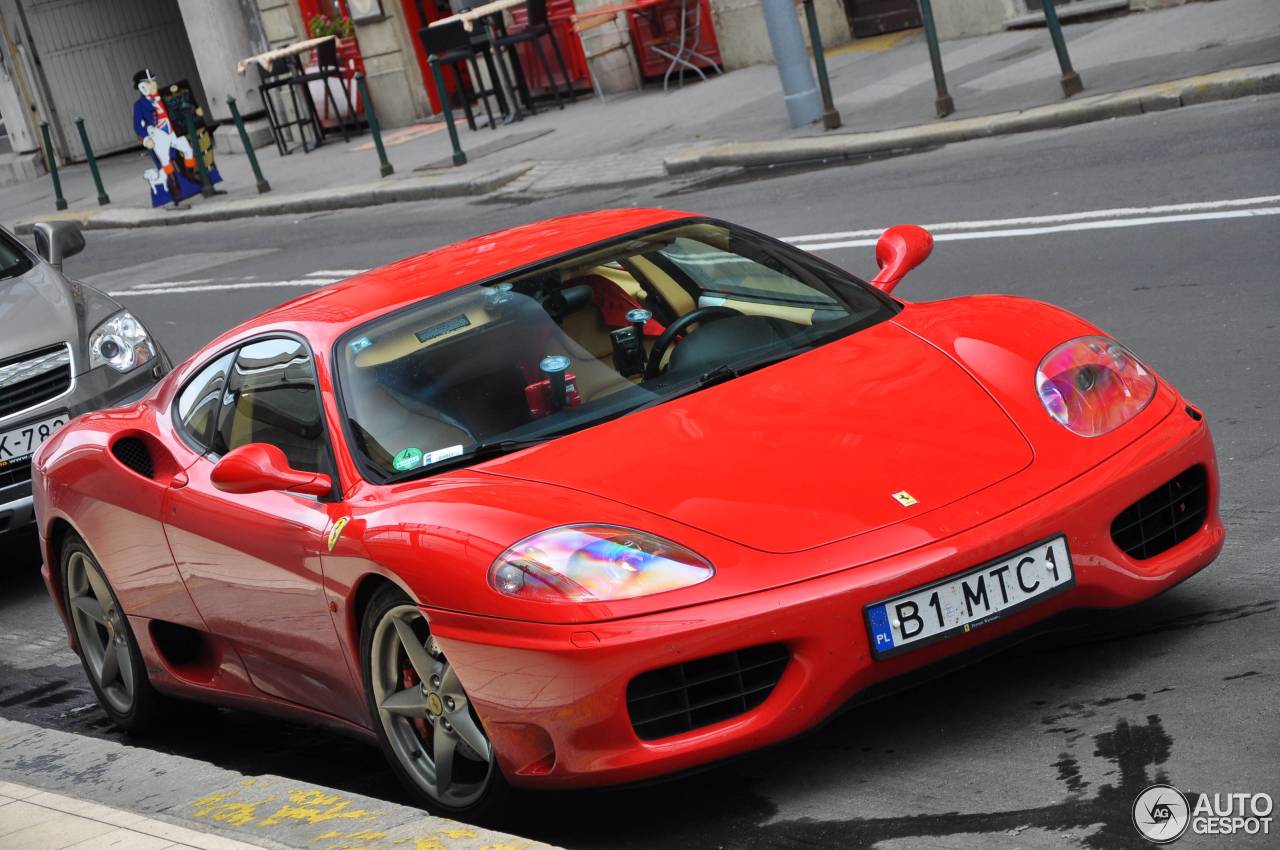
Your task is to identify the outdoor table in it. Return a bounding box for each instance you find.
[430,0,529,124]
[237,36,337,152]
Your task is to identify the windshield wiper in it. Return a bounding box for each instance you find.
[695,347,808,386]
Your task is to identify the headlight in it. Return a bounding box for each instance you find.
[89,311,155,373]
[1035,336,1156,437]
[489,524,714,603]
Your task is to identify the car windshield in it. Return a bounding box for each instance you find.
[336,220,897,481]
[0,231,34,280]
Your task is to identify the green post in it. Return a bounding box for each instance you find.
[354,72,394,177]
[226,96,271,194]
[182,109,216,198]
[917,0,955,118]
[428,58,467,166]
[73,117,110,205]
[801,0,841,130]
[1041,1,1083,97]
[40,121,68,211]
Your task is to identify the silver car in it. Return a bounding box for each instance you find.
[0,222,170,535]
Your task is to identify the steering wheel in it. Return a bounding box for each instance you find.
[644,306,743,379]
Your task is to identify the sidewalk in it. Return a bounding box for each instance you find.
[3,0,1277,232]
[0,781,268,850]
[0,717,559,850]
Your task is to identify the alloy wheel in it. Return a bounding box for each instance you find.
[65,550,135,715]
[370,604,494,809]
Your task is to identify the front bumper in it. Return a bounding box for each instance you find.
[427,404,1223,789]
[0,359,166,535]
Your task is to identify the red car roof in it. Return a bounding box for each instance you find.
[240,207,696,348]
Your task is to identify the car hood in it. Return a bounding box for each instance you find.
[483,319,1035,554]
[0,264,88,370]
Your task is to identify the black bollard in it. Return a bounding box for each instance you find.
[428,59,467,167]
[1042,1,1084,97]
[801,0,841,130]
[40,121,68,211]
[917,0,955,118]
[354,72,394,177]
[226,96,271,194]
[73,118,110,205]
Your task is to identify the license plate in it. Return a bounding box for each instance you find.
[865,536,1073,659]
[0,413,68,466]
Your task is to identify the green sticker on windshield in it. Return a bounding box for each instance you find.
[392,447,423,472]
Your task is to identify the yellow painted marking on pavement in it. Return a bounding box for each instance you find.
[441,828,478,839]
[413,839,449,850]
[190,790,273,826]
[828,28,917,56]
[259,788,378,826]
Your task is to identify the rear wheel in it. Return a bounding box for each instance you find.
[61,533,160,732]
[362,584,508,819]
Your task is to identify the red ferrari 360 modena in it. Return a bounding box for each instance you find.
[33,209,1222,818]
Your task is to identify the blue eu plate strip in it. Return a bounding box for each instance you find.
[868,604,895,653]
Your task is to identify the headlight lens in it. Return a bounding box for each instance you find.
[89,311,155,373]
[489,524,714,603]
[1035,336,1156,436]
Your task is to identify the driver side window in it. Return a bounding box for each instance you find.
[212,338,328,474]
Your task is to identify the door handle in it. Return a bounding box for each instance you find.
[169,469,189,489]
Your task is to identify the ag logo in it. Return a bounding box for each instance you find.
[1133,784,1190,844]
[326,516,350,553]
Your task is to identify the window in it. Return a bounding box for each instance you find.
[655,231,840,308]
[175,352,236,451]
[0,231,34,281]
[212,338,328,473]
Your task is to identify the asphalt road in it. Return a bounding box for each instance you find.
[3,95,1279,850]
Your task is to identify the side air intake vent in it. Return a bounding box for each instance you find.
[626,643,790,740]
[1110,465,1208,560]
[111,437,155,479]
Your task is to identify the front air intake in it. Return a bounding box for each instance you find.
[626,643,790,741]
[111,437,155,479]
[1110,465,1209,560]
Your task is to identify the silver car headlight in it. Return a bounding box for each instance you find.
[88,311,156,373]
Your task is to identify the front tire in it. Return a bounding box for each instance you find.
[361,584,508,820]
[61,533,160,732]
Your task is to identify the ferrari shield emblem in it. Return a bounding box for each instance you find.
[327,516,350,552]
[892,490,918,507]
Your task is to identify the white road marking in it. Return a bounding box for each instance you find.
[789,206,1280,251]
[784,195,1280,244]
[109,278,339,297]
[308,269,368,277]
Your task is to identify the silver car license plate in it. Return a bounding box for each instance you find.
[866,536,1073,659]
[0,413,68,465]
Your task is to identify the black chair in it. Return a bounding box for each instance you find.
[289,38,357,143]
[491,0,575,112]
[257,58,319,155]
[418,22,505,131]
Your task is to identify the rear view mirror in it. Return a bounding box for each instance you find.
[869,225,933,294]
[32,221,86,272]
[211,443,333,497]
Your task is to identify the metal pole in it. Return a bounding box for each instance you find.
[182,109,217,198]
[760,0,822,128]
[354,72,394,177]
[428,58,467,167]
[917,0,954,118]
[39,121,68,211]
[801,0,841,130]
[73,118,110,206]
[226,96,271,194]
[1041,1,1083,97]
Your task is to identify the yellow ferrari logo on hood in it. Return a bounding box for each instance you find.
[327,517,350,552]
[892,491,918,507]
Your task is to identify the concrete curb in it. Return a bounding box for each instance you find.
[663,63,1280,175]
[13,162,535,234]
[0,716,560,850]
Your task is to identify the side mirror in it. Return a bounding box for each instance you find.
[869,225,933,294]
[32,221,86,273]
[211,443,332,497]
